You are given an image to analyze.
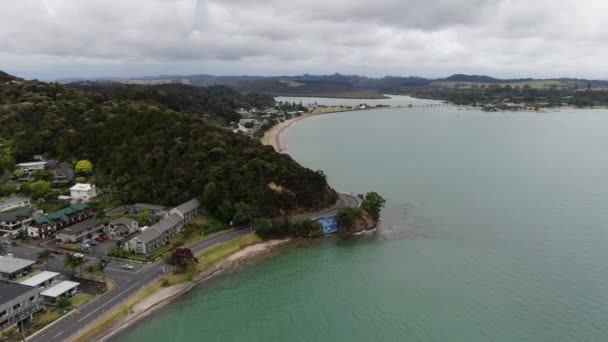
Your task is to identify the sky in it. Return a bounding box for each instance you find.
[1,0,608,80]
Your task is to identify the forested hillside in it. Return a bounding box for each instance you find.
[67,82,275,124]
[0,74,337,218]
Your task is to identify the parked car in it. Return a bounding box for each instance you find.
[73,253,85,258]
[121,264,134,270]
[6,253,14,258]
[88,240,97,246]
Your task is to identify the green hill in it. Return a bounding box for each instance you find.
[0,73,337,219]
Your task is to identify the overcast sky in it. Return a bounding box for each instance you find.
[2,0,608,80]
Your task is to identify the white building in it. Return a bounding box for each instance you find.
[16,161,47,172]
[69,183,98,203]
[40,281,80,304]
[19,271,60,289]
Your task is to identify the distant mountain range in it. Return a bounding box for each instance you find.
[56,73,608,99]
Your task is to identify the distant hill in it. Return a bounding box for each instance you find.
[55,72,608,98]
[0,70,24,83]
[66,82,275,124]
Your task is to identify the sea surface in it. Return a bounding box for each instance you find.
[116,96,608,341]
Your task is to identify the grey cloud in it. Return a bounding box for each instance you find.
[1,0,608,79]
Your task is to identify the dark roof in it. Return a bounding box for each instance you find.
[0,207,34,222]
[59,218,103,235]
[0,281,36,305]
[59,162,75,181]
[133,203,169,212]
[110,217,136,226]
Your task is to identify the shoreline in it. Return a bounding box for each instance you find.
[265,106,399,153]
[71,238,292,342]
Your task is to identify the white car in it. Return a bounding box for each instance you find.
[121,264,135,270]
[73,253,85,258]
[5,253,14,258]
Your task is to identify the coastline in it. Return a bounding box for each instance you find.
[75,238,292,342]
[264,106,398,153]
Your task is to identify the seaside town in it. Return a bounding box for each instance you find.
[0,156,208,340]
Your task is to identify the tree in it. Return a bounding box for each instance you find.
[336,207,363,232]
[165,248,198,273]
[0,244,5,256]
[252,217,273,236]
[136,209,151,226]
[216,200,235,224]
[37,249,55,270]
[360,192,386,222]
[75,160,94,174]
[232,202,251,225]
[28,180,51,199]
[290,219,322,237]
[202,182,222,213]
[57,297,72,310]
[63,254,86,277]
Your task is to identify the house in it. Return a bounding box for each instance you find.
[16,161,47,173]
[108,218,139,239]
[19,271,60,289]
[40,281,80,304]
[51,162,75,187]
[0,281,43,332]
[0,256,36,281]
[169,198,202,223]
[0,197,31,213]
[55,218,105,243]
[27,204,93,239]
[131,203,169,218]
[0,207,35,236]
[125,214,184,255]
[69,183,98,203]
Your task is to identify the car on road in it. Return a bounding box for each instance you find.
[121,264,134,270]
[73,253,85,258]
[5,253,14,258]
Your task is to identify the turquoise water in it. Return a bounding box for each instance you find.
[116,101,608,341]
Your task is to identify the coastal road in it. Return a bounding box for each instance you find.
[26,192,359,342]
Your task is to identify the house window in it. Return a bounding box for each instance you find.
[30,296,35,302]
[13,303,21,310]
[0,310,6,317]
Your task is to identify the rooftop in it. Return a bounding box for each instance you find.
[110,217,137,226]
[133,203,169,211]
[41,280,79,298]
[0,206,35,222]
[134,214,182,243]
[16,161,47,168]
[19,271,60,287]
[0,281,38,305]
[0,197,30,211]
[70,183,93,191]
[174,198,201,214]
[0,256,36,274]
[59,218,102,235]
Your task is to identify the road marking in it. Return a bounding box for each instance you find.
[53,330,65,338]
[77,282,139,322]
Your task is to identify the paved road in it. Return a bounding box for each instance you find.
[20,192,359,342]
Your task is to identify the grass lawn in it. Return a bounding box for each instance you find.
[72,293,93,308]
[163,234,262,285]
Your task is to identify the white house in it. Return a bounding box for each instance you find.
[108,218,139,239]
[125,214,184,255]
[69,183,98,203]
[16,161,47,172]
